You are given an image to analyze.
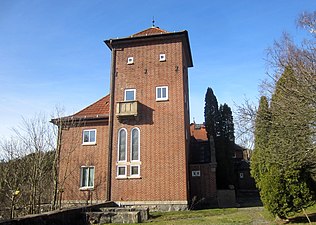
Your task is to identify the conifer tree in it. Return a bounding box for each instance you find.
[257,67,315,219]
[204,87,220,138]
[250,96,270,185]
[216,104,235,188]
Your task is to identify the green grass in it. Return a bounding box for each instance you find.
[110,204,316,225]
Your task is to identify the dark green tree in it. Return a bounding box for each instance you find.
[216,104,235,188]
[250,96,271,185]
[204,87,220,139]
[204,88,236,188]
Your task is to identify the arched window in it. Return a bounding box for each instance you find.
[131,128,140,161]
[118,128,127,161]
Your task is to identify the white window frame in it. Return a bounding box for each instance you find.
[192,170,201,177]
[127,57,134,65]
[130,127,140,162]
[124,89,136,101]
[156,86,168,101]
[159,53,166,62]
[130,165,140,177]
[80,166,95,189]
[82,129,96,145]
[118,128,127,162]
[117,165,127,178]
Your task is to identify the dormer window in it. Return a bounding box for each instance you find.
[127,57,134,65]
[159,54,166,62]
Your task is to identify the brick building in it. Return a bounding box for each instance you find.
[53,26,217,210]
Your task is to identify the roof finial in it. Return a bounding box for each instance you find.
[152,16,155,27]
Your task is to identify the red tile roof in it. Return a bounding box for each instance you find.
[73,94,110,118]
[131,27,169,37]
[190,123,208,141]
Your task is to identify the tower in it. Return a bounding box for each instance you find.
[105,27,193,209]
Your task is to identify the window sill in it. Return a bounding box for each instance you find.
[129,176,141,179]
[116,176,128,180]
[116,176,141,180]
[156,99,169,102]
[79,187,94,191]
[82,142,97,146]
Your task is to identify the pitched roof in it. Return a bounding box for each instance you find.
[73,94,110,118]
[190,123,208,142]
[131,27,169,37]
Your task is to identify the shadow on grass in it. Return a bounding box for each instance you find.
[149,214,162,220]
[288,213,316,224]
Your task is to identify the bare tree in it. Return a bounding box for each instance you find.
[234,98,257,150]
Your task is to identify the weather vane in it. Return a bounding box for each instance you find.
[152,16,155,27]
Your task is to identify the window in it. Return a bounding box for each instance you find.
[156,86,168,101]
[127,57,134,64]
[116,127,141,179]
[192,170,201,177]
[83,129,96,145]
[80,166,94,189]
[239,172,244,179]
[131,128,140,161]
[130,165,140,177]
[117,166,127,177]
[159,53,166,62]
[124,89,136,101]
[118,128,127,161]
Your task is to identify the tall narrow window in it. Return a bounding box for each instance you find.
[80,166,95,189]
[156,86,168,101]
[118,128,127,161]
[131,128,140,161]
[124,89,136,101]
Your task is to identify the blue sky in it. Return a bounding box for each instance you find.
[0,0,315,139]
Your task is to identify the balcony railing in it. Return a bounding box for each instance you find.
[116,101,138,117]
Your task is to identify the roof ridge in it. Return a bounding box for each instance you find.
[131,26,169,37]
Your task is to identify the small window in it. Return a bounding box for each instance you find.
[83,129,96,145]
[159,54,166,62]
[130,165,140,177]
[192,170,201,177]
[127,57,134,65]
[156,86,168,101]
[117,166,127,178]
[124,89,136,101]
[80,166,95,189]
[239,172,244,179]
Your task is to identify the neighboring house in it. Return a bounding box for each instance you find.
[233,145,256,190]
[52,26,207,210]
[189,123,217,205]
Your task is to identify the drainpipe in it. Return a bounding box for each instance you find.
[106,40,116,201]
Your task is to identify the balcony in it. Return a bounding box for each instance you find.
[116,101,138,117]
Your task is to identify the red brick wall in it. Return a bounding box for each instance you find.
[110,37,190,203]
[58,120,108,203]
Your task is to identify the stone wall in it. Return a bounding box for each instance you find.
[0,202,116,225]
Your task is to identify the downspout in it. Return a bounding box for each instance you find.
[106,40,116,201]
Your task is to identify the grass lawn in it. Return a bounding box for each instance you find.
[111,204,316,225]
